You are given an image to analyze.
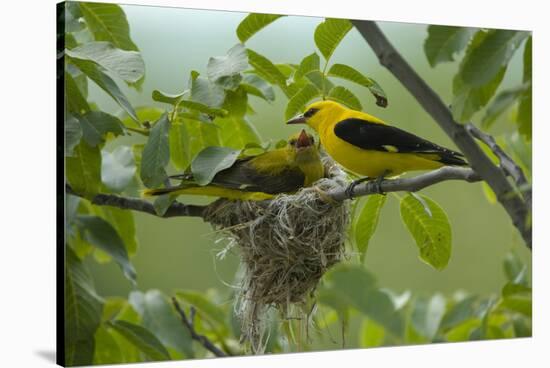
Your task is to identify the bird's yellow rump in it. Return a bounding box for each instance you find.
[287,100,467,180]
[142,129,325,201]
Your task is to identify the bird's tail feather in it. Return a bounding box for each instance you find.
[141,184,195,197]
[438,150,469,167]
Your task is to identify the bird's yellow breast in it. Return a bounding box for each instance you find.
[319,124,443,178]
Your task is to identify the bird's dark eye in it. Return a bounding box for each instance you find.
[304,108,319,118]
[289,139,297,145]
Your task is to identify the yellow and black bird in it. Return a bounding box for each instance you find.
[143,129,325,201]
[287,100,468,195]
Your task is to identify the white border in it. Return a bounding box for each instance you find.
[0,0,547,367]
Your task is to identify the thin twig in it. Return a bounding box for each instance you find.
[171,297,228,357]
[327,166,481,201]
[66,184,207,218]
[466,123,532,210]
[350,20,531,249]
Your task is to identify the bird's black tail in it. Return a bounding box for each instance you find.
[437,149,469,167]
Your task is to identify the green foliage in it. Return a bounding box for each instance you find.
[190,146,242,185]
[317,264,404,336]
[327,86,362,110]
[75,215,137,284]
[65,248,103,366]
[207,43,249,90]
[236,13,285,43]
[247,48,290,96]
[327,64,387,107]
[66,141,102,199]
[399,194,452,270]
[314,18,352,61]
[353,194,387,262]
[129,290,194,358]
[79,2,138,51]
[140,113,171,188]
[424,26,474,67]
[285,83,321,120]
[66,42,145,84]
[77,111,124,147]
[65,114,83,156]
[108,320,171,361]
[294,52,320,80]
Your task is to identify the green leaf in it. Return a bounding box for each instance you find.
[399,194,452,270]
[482,83,530,130]
[327,64,388,107]
[96,206,139,257]
[65,71,90,115]
[94,326,123,365]
[460,30,528,87]
[409,294,446,341]
[152,194,175,217]
[152,90,185,105]
[503,252,528,285]
[424,25,475,67]
[101,146,136,193]
[190,73,225,108]
[65,247,103,366]
[439,295,477,330]
[327,86,362,110]
[169,116,221,171]
[191,146,241,185]
[222,86,248,117]
[354,194,387,262]
[207,43,248,90]
[140,113,170,188]
[121,106,164,130]
[236,13,284,43]
[317,264,403,336]
[65,114,83,157]
[79,2,138,51]
[240,74,275,102]
[217,115,261,149]
[285,83,320,120]
[451,30,505,122]
[500,286,531,317]
[180,99,228,117]
[77,111,124,147]
[359,319,385,347]
[247,49,289,95]
[66,141,102,199]
[175,290,227,326]
[294,52,320,80]
[68,57,138,121]
[108,320,170,361]
[314,18,352,60]
[445,318,480,342]
[517,36,532,140]
[65,41,144,84]
[76,215,137,283]
[129,290,194,358]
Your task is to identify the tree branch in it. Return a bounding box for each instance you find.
[171,297,228,358]
[466,123,532,210]
[327,167,481,201]
[65,185,207,218]
[350,20,531,249]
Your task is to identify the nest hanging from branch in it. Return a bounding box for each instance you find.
[203,156,351,353]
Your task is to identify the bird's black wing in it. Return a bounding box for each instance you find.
[334,118,467,166]
[210,159,306,194]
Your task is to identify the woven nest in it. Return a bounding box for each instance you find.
[203,156,351,353]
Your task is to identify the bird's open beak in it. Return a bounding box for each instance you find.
[286,113,306,125]
[296,129,312,148]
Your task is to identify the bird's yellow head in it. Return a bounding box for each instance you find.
[286,100,347,132]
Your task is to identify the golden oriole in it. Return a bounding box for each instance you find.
[142,129,325,201]
[286,100,468,194]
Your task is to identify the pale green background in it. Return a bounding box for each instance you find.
[86,4,531,299]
